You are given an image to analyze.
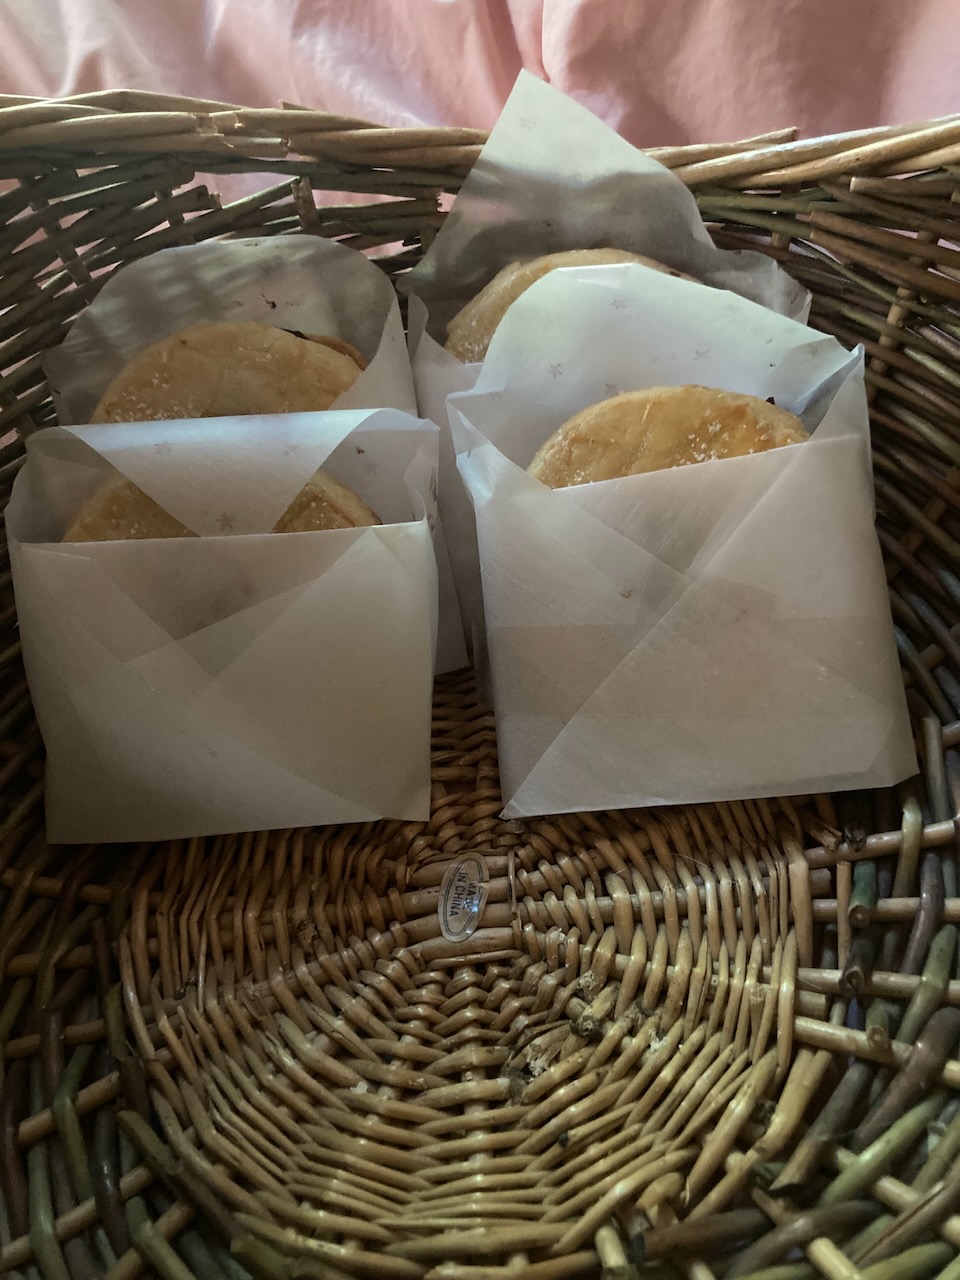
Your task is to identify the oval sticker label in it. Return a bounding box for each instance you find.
[439,855,489,943]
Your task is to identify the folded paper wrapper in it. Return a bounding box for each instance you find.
[448,264,917,818]
[44,234,467,673]
[6,409,439,843]
[402,71,812,652]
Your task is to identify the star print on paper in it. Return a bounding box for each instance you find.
[549,363,563,380]
[152,441,173,455]
[610,298,628,311]
[517,114,535,132]
[217,512,236,532]
[491,391,504,402]
[283,442,302,456]
[603,382,621,399]
[693,348,710,360]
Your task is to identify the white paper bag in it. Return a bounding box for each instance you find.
[6,409,440,843]
[44,234,468,674]
[448,263,916,817]
[402,72,811,649]
[45,235,418,421]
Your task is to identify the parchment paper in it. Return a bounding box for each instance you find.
[448,263,916,817]
[44,235,468,673]
[403,71,812,650]
[6,408,439,842]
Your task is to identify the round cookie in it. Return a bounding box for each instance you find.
[444,249,697,364]
[528,385,808,488]
[90,321,364,424]
[63,468,381,544]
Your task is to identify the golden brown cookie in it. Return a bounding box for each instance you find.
[90,321,363,424]
[444,249,697,363]
[528,385,808,488]
[62,467,381,543]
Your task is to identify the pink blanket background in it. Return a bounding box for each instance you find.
[2,0,958,146]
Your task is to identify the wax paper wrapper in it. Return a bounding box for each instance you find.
[402,71,811,650]
[6,408,439,842]
[44,234,467,673]
[448,263,916,817]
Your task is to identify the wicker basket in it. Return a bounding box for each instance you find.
[2,92,960,1280]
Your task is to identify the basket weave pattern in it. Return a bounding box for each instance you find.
[2,94,960,1280]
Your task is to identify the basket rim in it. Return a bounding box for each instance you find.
[0,91,959,187]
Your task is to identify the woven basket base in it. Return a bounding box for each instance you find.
[111,671,860,1279]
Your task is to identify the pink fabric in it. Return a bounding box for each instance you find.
[1,0,958,146]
